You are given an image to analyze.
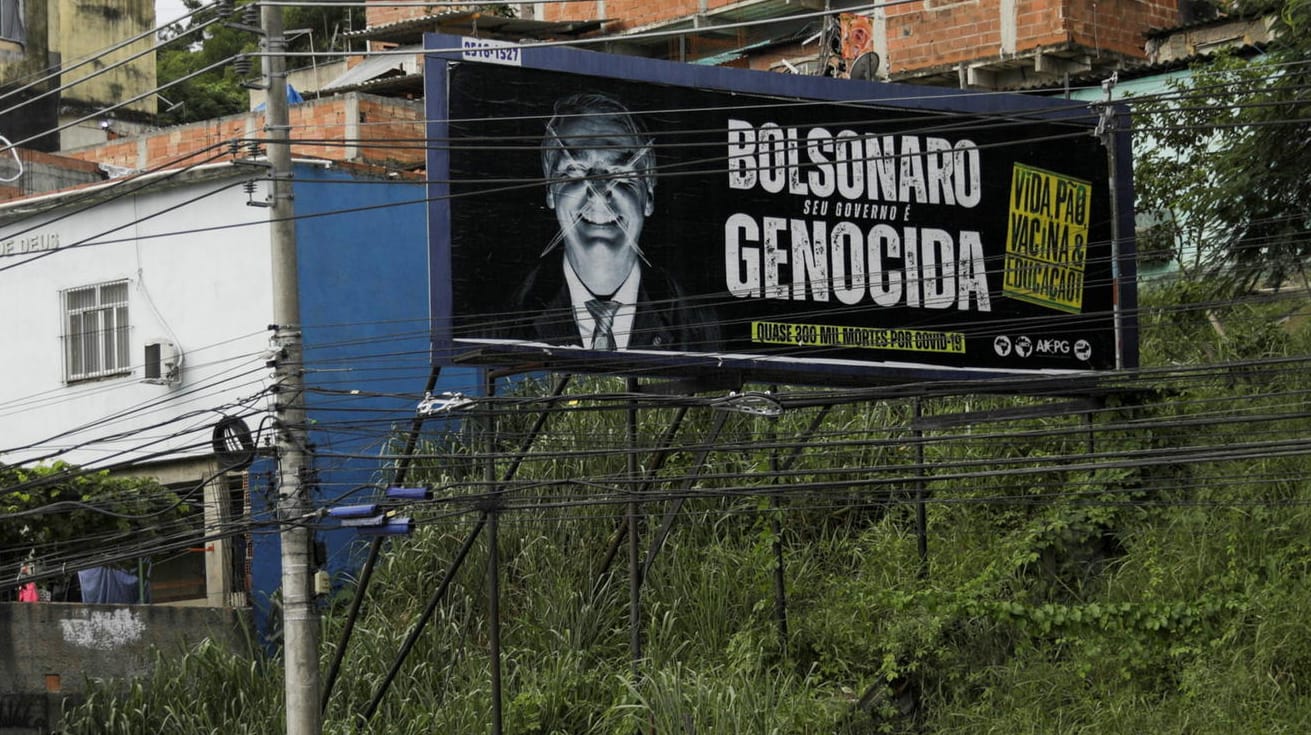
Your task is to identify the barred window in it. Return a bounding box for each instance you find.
[63,281,130,382]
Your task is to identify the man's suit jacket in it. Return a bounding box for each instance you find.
[502,261,722,352]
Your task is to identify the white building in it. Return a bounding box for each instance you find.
[0,158,466,617]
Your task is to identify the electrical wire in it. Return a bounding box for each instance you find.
[6,1,1311,599]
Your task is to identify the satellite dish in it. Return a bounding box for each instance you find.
[849,52,881,81]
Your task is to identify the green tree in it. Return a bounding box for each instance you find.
[1133,0,1311,291]
[282,1,366,71]
[156,0,256,125]
[2,462,190,585]
[156,0,363,125]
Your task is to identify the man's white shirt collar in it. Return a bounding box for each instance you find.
[564,260,640,350]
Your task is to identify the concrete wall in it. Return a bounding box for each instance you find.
[50,0,157,118]
[0,0,56,152]
[0,0,49,82]
[0,602,250,733]
[0,149,103,202]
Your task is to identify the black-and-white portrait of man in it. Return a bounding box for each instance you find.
[506,93,721,352]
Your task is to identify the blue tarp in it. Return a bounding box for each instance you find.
[78,567,147,604]
[253,84,305,112]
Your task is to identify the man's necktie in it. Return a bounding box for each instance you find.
[586,298,620,350]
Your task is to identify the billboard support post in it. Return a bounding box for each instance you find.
[1085,410,1097,455]
[484,372,504,735]
[488,506,503,735]
[626,378,643,678]
[358,375,565,727]
[321,367,444,713]
[641,409,733,584]
[914,398,929,579]
[596,406,691,593]
[768,401,789,651]
[359,515,487,724]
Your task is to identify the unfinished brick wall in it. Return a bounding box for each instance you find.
[64,95,426,174]
[366,0,441,28]
[884,0,1177,74]
[535,0,1179,74]
[540,0,756,29]
[356,97,427,168]
[66,116,251,172]
[1063,0,1179,59]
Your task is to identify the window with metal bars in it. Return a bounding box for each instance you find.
[62,280,130,382]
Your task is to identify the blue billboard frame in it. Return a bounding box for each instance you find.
[425,33,1138,387]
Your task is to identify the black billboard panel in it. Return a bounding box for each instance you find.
[426,34,1137,385]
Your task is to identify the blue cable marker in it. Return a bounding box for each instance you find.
[386,486,432,501]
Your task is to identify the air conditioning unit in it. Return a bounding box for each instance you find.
[142,339,180,385]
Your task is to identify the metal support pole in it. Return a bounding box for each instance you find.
[485,508,498,728]
[488,508,502,735]
[768,399,788,651]
[359,514,488,725]
[643,405,831,588]
[770,494,788,648]
[322,367,443,713]
[485,372,503,735]
[913,398,928,579]
[264,5,320,733]
[1084,410,1096,456]
[641,409,730,583]
[626,377,642,676]
[358,375,565,726]
[593,406,688,595]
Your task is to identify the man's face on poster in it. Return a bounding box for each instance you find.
[546,115,655,297]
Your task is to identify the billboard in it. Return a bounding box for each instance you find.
[426,35,1137,385]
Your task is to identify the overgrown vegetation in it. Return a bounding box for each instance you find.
[59,1,1311,731]
[1131,0,1310,290]
[62,284,1311,732]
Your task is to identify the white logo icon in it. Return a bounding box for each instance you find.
[994,335,1012,357]
[1074,339,1093,361]
[1015,336,1033,358]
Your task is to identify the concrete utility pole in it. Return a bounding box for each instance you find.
[263,4,322,734]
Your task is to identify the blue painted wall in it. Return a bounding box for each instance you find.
[249,164,478,641]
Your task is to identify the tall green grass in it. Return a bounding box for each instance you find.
[61,290,1311,733]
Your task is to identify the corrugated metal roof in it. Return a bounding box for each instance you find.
[321,47,418,92]
[320,71,424,97]
[690,22,814,66]
[692,38,776,65]
[1143,11,1270,40]
[323,72,422,97]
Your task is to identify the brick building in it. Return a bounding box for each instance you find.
[58,92,426,176]
[517,0,1189,88]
